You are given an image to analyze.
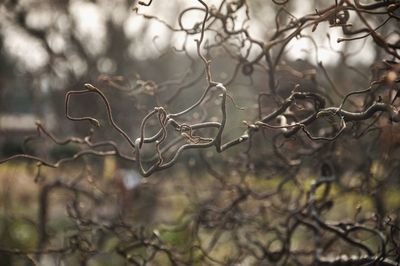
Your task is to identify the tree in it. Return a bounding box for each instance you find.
[0,0,400,265]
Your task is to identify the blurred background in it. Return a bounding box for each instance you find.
[0,0,380,163]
